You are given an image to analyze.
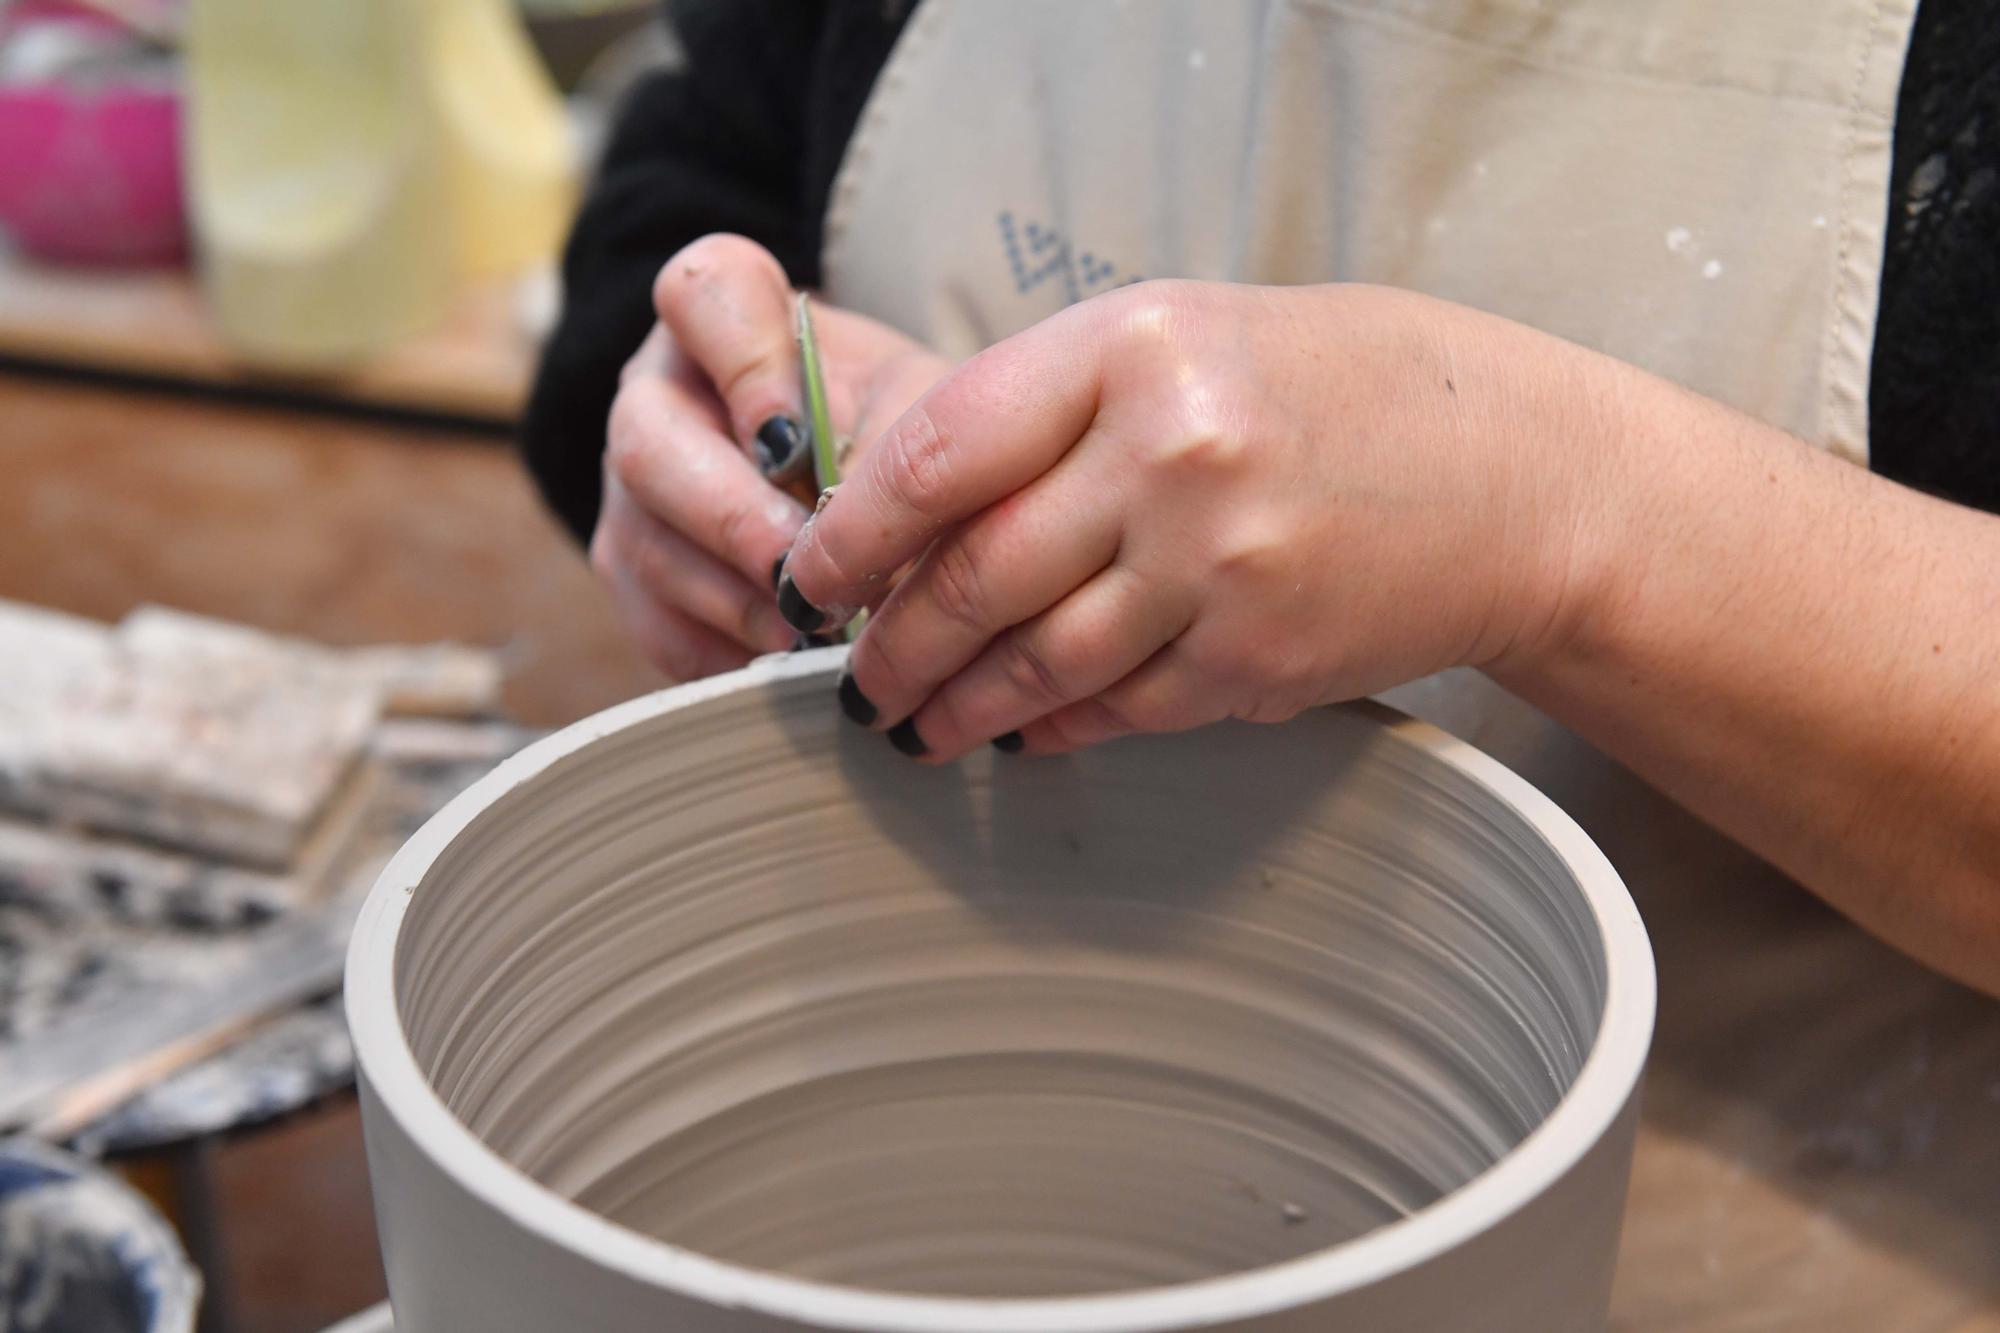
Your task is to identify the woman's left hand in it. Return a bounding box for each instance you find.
[777,280,1633,760]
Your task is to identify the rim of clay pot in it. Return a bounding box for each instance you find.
[347,649,1655,1333]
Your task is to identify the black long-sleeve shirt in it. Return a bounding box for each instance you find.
[521,0,1998,543]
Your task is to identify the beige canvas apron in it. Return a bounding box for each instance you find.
[821,2,2000,1328]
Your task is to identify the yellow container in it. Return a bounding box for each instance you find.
[186,0,575,367]
[431,0,577,278]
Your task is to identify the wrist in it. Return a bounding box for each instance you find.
[1481,337,1659,688]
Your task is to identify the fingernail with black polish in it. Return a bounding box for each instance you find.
[771,555,786,593]
[837,670,878,726]
[887,717,928,757]
[991,730,1025,754]
[776,574,826,632]
[755,416,804,477]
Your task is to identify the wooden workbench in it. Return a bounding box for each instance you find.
[0,257,536,427]
[1608,838,2000,1330]
[4,367,1995,1331]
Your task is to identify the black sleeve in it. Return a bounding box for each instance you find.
[519,1,826,545]
[1869,0,2000,515]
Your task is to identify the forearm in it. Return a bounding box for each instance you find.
[1497,363,2000,993]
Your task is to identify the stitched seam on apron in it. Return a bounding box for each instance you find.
[820,0,949,282]
[1288,0,1888,115]
[1825,0,1888,462]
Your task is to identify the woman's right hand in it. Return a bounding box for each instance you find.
[591,233,951,681]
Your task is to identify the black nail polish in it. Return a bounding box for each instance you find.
[991,730,1025,754]
[776,574,826,632]
[755,416,805,478]
[887,717,928,757]
[771,555,786,593]
[792,632,838,651]
[837,670,878,726]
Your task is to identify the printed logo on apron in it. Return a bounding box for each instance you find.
[826,0,1913,463]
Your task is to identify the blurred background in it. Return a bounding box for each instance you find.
[0,2,676,1328]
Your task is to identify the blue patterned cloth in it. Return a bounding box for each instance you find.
[0,1137,197,1333]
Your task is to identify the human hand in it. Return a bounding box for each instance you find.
[777,280,1626,759]
[592,233,951,680]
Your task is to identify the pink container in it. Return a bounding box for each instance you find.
[0,3,185,265]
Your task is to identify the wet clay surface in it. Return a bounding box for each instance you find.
[397,680,1613,1300]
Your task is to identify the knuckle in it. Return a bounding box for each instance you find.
[651,251,697,314]
[713,346,787,415]
[604,389,660,491]
[929,688,983,746]
[1042,706,1093,749]
[1240,696,1309,725]
[1151,392,1248,477]
[856,628,915,698]
[606,439,644,495]
[999,632,1069,708]
[1209,515,1288,582]
[1260,648,1328,721]
[1233,655,1315,723]
[1093,281,1232,407]
[654,233,786,319]
[625,601,698,683]
[1183,635,1256,694]
[712,498,761,563]
[1086,694,1144,735]
[587,526,620,584]
[652,641,697,683]
[1152,427,1247,476]
[1259,671,1312,716]
[926,540,990,632]
[726,584,769,646]
[1102,279,1201,352]
[617,330,658,387]
[654,234,746,304]
[878,405,957,516]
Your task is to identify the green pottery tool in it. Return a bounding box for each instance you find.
[795,293,862,641]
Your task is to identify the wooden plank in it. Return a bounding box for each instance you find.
[1,908,356,1137]
[0,727,520,1135]
[0,257,536,424]
[30,608,383,868]
[347,641,504,719]
[1,601,508,862]
[124,606,504,720]
[0,601,114,814]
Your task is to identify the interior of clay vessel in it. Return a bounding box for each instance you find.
[393,673,1605,1299]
